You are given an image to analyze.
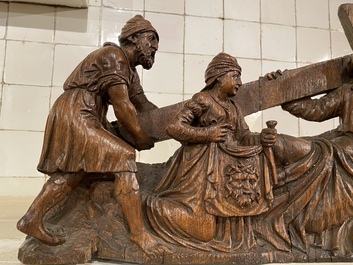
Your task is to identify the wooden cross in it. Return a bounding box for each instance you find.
[136,4,353,142]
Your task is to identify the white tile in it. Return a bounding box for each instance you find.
[261,24,296,62]
[0,84,50,131]
[101,8,142,45]
[0,238,24,265]
[52,44,97,86]
[104,104,114,122]
[297,62,309,68]
[0,197,36,225]
[145,0,184,15]
[236,58,261,84]
[0,131,44,177]
[0,177,44,196]
[12,0,89,8]
[261,0,295,26]
[184,54,214,95]
[297,27,331,63]
[0,39,5,81]
[333,116,340,128]
[144,92,183,108]
[296,0,329,29]
[331,30,352,58]
[55,7,99,46]
[7,3,54,43]
[185,0,223,18]
[4,41,54,86]
[89,0,101,6]
[142,52,183,94]
[0,3,7,39]
[0,235,26,256]
[224,20,260,59]
[263,106,299,136]
[102,0,143,10]
[224,0,260,22]
[183,93,194,101]
[138,139,181,163]
[299,118,335,137]
[50,86,64,108]
[185,16,223,55]
[330,0,353,30]
[0,238,26,263]
[244,111,263,132]
[145,12,184,53]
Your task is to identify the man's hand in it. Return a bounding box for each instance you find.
[206,124,231,142]
[135,132,155,151]
[264,69,283,80]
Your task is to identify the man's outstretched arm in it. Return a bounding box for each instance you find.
[108,84,154,151]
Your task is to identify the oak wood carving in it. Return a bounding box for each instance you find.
[17,5,353,265]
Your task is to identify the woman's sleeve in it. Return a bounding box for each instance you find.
[166,93,211,144]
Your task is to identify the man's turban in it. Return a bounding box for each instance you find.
[203,52,242,91]
[118,15,159,44]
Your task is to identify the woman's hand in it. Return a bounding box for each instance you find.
[260,127,277,147]
[206,124,231,142]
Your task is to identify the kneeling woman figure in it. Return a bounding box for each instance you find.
[146,53,276,251]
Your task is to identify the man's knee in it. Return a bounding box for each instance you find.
[273,134,312,166]
[47,172,83,194]
[114,172,140,196]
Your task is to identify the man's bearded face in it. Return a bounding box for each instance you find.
[226,172,261,208]
[135,32,158,70]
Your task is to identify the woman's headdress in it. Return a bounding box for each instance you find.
[203,53,241,91]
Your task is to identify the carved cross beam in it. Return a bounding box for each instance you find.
[137,4,353,142]
[339,3,353,51]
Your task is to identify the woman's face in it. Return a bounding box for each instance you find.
[218,71,242,98]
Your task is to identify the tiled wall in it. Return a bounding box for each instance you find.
[0,0,352,196]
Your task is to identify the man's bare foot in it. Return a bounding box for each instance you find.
[17,214,66,246]
[130,228,173,257]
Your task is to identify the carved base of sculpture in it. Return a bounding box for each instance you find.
[18,161,353,265]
